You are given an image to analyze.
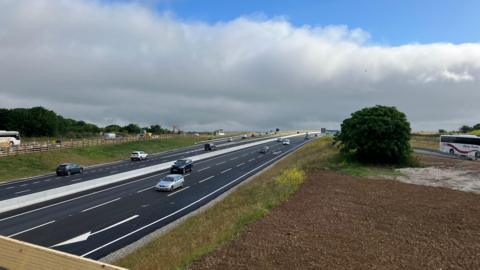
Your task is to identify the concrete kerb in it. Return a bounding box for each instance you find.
[0,134,303,214]
[100,138,310,264]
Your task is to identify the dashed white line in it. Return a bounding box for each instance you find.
[230,157,238,161]
[19,184,27,187]
[33,181,40,184]
[236,163,245,167]
[220,168,232,174]
[248,158,255,162]
[0,172,168,222]
[81,198,121,213]
[110,171,119,174]
[136,186,155,193]
[14,189,30,195]
[216,161,226,165]
[6,186,14,190]
[70,178,83,182]
[184,174,191,177]
[8,220,56,237]
[198,166,210,172]
[199,176,214,183]
[167,186,190,197]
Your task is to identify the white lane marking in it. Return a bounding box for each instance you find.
[80,145,304,257]
[184,174,191,177]
[19,184,27,187]
[167,186,190,197]
[110,170,119,174]
[273,151,282,155]
[8,220,56,237]
[230,157,238,161]
[220,168,232,174]
[197,166,210,172]
[45,179,51,182]
[236,163,245,167]
[199,176,214,183]
[248,158,255,162]
[6,186,15,190]
[70,178,82,182]
[0,172,168,222]
[216,161,226,165]
[52,215,139,247]
[33,181,40,184]
[80,198,122,213]
[14,189,30,195]
[136,186,155,193]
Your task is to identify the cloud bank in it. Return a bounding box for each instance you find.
[1,0,479,131]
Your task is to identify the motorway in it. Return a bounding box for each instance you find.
[0,134,312,260]
[0,136,267,200]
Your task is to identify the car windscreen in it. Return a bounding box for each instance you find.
[162,176,175,182]
[175,160,187,165]
[58,165,68,169]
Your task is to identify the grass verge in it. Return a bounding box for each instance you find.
[410,134,439,150]
[0,136,207,183]
[114,137,334,270]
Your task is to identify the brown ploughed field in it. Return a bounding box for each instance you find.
[190,165,480,270]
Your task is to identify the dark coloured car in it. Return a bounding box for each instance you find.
[56,163,83,176]
[170,159,193,174]
[259,146,270,154]
[204,143,216,151]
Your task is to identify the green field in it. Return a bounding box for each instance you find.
[0,136,207,183]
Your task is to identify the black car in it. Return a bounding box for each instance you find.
[204,143,216,151]
[56,163,83,176]
[170,159,193,174]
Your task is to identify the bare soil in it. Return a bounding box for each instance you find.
[190,169,480,270]
[394,155,480,194]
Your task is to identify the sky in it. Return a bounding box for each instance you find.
[1,0,480,131]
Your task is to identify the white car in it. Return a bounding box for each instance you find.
[130,151,148,161]
[155,174,185,191]
[241,134,248,139]
[228,137,233,142]
[277,137,283,142]
[282,139,290,145]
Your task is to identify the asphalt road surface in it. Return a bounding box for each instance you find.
[0,135,312,260]
[0,136,270,200]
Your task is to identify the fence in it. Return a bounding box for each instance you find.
[0,134,175,158]
[0,236,127,270]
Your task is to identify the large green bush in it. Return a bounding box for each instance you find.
[337,105,411,164]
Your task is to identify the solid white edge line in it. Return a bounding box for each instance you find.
[199,176,214,183]
[81,198,122,213]
[167,186,190,197]
[81,140,308,257]
[8,220,56,237]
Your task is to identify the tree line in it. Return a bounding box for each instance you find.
[0,107,171,137]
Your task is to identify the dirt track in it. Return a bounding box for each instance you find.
[190,169,480,270]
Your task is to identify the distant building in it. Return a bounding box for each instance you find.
[214,129,225,136]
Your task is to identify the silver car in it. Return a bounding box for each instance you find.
[155,174,185,191]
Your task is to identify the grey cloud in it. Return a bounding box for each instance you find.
[1,0,480,131]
